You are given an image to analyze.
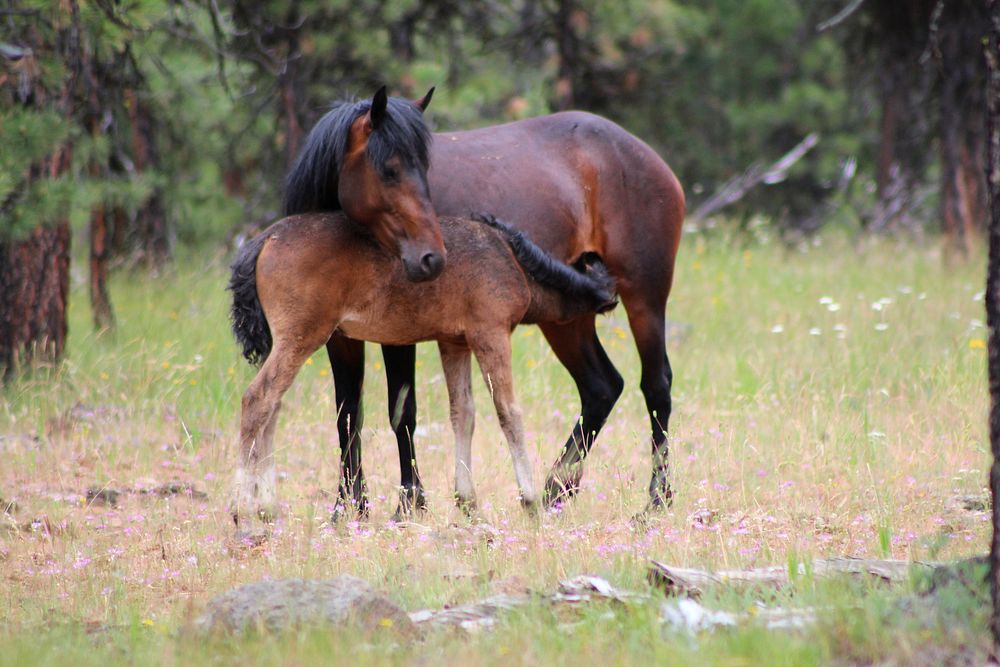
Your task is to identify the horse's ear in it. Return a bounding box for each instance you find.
[369,85,388,131]
[414,86,435,113]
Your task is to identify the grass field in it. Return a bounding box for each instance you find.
[0,230,992,665]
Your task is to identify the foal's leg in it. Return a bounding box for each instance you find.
[327,333,368,520]
[438,341,476,514]
[469,332,538,512]
[537,316,624,508]
[232,343,313,524]
[382,344,427,519]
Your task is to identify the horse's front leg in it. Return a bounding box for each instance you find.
[327,334,369,520]
[469,332,538,513]
[231,343,311,524]
[438,341,477,514]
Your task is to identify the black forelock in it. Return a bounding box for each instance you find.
[282,95,432,216]
[366,97,432,177]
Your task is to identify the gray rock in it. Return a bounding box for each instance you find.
[195,576,415,637]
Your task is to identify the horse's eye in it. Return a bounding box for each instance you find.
[383,166,400,182]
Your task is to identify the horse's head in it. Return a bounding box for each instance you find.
[335,87,444,282]
[284,87,445,282]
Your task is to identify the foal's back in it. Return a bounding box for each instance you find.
[254,213,532,349]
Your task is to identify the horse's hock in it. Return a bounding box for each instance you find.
[194,576,416,637]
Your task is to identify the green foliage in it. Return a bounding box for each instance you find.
[1,1,169,243]
[0,0,968,247]
[0,109,71,238]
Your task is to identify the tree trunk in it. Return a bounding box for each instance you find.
[88,200,114,331]
[940,0,989,255]
[125,88,171,268]
[984,0,1000,650]
[876,68,901,203]
[941,74,973,256]
[86,108,114,331]
[551,0,583,111]
[0,148,72,381]
[280,2,303,170]
[0,18,75,382]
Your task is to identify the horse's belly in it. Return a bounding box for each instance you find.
[336,313,462,347]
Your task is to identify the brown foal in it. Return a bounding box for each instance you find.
[229,212,616,523]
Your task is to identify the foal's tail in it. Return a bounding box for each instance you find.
[228,234,272,365]
[472,213,618,313]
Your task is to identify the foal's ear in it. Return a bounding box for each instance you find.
[413,86,435,113]
[369,85,388,131]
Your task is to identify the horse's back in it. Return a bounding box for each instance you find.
[429,112,683,295]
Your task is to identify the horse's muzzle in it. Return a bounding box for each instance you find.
[403,250,445,282]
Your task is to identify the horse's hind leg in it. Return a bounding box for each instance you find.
[538,316,624,508]
[469,332,538,512]
[231,343,312,524]
[327,333,368,520]
[438,341,476,514]
[382,344,427,519]
[622,295,674,511]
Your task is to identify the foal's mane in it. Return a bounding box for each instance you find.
[283,97,432,216]
[472,213,617,310]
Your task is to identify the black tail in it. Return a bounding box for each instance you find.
[228,234,272,365]
[472,213,618,313]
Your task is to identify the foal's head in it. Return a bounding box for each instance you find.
[285,87,445,282]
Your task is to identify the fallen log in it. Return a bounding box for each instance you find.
[648,557,935,598]
[688,133,820,222]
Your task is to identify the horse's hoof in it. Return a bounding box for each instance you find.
[647,486,674,511]
[331,500,369,524]
[628,508,654,529]
[542,475,580,509]
[391,487,428,522]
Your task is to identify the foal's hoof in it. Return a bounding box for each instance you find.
[454,494,478,519]
[520,496,540,519]
[233,528,270,548]
[229,502,277,526]
[256,505,278,524]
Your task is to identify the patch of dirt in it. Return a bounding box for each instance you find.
[83,482,209,509]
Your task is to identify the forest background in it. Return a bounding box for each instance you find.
[1,0,991,359]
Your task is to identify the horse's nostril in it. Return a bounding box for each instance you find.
[420,252,443,276]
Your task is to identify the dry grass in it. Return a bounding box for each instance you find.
[0,233,991,664]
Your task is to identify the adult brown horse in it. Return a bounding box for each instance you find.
[285,92,684,518]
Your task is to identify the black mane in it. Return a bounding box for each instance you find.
[472,213,618,312]
[283,96,432,216]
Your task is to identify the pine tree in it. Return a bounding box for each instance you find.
[1,1,170,374]
[0,7,77,379]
